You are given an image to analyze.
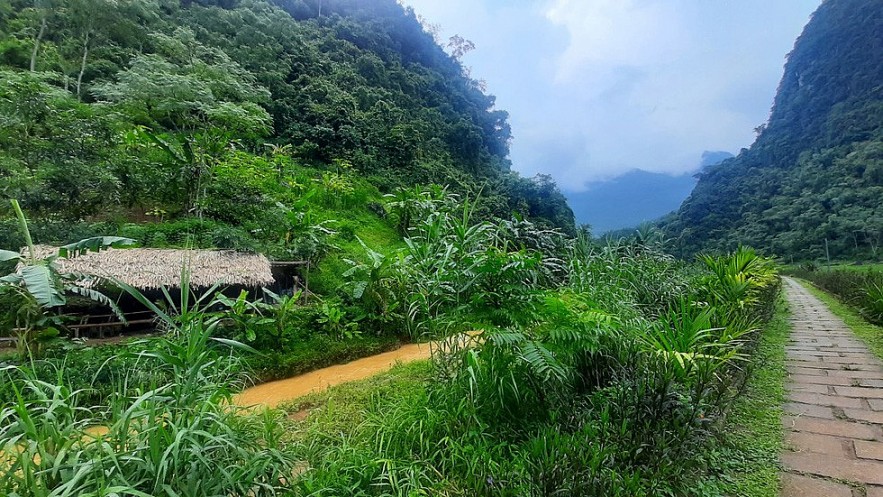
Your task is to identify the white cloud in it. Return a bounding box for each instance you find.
[405,0,820,191]
[545,0,687,85]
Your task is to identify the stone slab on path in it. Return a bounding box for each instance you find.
[781,277,883,496]
[781,473,853,497]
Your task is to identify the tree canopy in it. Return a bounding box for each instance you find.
[0,0,575,253]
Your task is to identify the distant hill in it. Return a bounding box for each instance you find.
[661,0,883,260]
[568,151,733,234]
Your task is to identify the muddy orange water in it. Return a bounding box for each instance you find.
[233,342,432,409]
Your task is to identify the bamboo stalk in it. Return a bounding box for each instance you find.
[11,200,36,261]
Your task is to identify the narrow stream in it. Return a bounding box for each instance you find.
[233,342,432,409]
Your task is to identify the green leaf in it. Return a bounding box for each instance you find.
[210,337,260,355]
[0,249,21,273]
[352,281,368,299]
[113,279,175,329]
[59,237,135,259]
[182,137,196,165]
[67,283,127,324]
[36,326,60,341]
[0,273,23,285]
[0,249,21,262]
[143,130,188,164]
[20,264,65,308]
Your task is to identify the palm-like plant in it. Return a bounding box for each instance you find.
[862,280,883,324]
[383,184,450,235]
[700,246,775,306]
[641,301,738,381]
[0,200,134,356]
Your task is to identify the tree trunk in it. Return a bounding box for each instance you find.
[29,15,47,72]
[76,31,90,100]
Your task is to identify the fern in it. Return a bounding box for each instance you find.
[519,341,567,382]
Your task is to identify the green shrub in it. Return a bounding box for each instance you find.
[789,267,883,325]
[247,334,400,382]
[287,244,780,495]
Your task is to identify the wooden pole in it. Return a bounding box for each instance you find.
[825,238,831,269]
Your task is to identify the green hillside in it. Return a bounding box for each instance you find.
[662,0,883,261]
[0,0,574,259]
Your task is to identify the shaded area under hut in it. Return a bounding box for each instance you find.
[29,247,294,339]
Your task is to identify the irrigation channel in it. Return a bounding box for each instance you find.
[233,342,429,409]
[0,342,431,469]
[235,331,487,409]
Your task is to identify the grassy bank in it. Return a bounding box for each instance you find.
[796,279,883,360]
[825,263,883,272]
[248,333,404,382]
[281,360,433,435]
[275,293,791,496]
[707,295,789,496]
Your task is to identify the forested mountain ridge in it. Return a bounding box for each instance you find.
[662,0,883,261]
[568,150,734,234]
[0,0,574,256]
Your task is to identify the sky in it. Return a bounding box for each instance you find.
[403,0,822,192]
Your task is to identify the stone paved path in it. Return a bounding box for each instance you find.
[781,277,883,497]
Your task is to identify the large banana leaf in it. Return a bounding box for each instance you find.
[20,264,66,308]
[0,249,21,273]
[143,130,194,165]
[67,284,126,323]
[58,237,135,258]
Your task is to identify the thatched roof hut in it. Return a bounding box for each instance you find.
[32,247,275,290]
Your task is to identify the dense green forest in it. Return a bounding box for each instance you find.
[662,0,883,261]
[0,0,574,258]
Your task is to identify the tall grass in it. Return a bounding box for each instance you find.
[0,276,295,497]
[344,190,570,338]
[1,190,783,495]
[285,217,781,496]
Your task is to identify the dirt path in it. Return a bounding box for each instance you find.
[781,277,883,497]
[233,342,432,409]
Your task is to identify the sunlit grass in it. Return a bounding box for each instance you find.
[827,262,883,272]
[781,262,883,273]
[310,208,404,295]
[279,360,432,437]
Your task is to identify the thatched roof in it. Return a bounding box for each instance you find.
[29,247,275,290]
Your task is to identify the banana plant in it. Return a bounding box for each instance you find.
[0,200,134,356]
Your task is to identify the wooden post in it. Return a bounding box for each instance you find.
[825,238,831,269]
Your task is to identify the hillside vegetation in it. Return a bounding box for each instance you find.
[0,0,574,259]
[662,0,883,261]
[1,214,783,494]
[0,0,802,494]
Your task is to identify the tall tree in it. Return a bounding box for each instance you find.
[28,0,51,71]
